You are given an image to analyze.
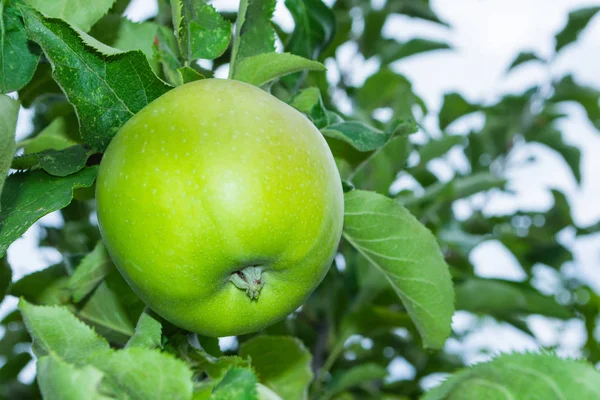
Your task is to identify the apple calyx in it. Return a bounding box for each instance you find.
[229,266,264,300]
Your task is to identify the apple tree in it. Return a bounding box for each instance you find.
[1,0,600,399]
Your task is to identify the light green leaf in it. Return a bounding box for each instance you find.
[343,190,454,349]
[24,0,115,32]
[175,0,231,61]
[507,51,546,72]
[0,166,98,257]
[418,135,465,164]
[19,5,171,151]
[422,353,600,400]
[233,52,325,87]
[229,0,276,78]
[0,2,39,93]
[380,38,451,64]
[18,118,78,154]
[555,7,600,52]
[126,309,163,349]
[240,336,312,400]
[178,66,205,84]
[550,75,600,130]
[68,241,113,302]
[211,367,258,400]
[439,92,479,130]
[37,354,110,400]
[289,87,329,128]
[90,15,159,61]
[326,363,388,398]
[0,95,18,211]
[19,299,110,364]
[322,122,391,152]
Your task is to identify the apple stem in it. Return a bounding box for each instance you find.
[229,266,264,300]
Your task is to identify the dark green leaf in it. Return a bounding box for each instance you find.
[0,166,98,257]
[550,75,600,130]
[17,62,62,108]
[507,51,545,72]
[211,367,258,400]
[526,127,581,183]
[343,190,454,349]
[68,241,113,302]
[0,256,10,303]
[178,66,205,84]
[0,2,39,93]
[0,351,31,382]
[439,92,479,130]
[321,121,390,152]
[423,353,600,400]
[154,25,183,86]
[555,7,600,52]
[389,1,449,26]
[19,5,171,151]
[285,0,334,60]
[289,87,329,128]
[380,38,451,64]
[12,145,93,177]
[0,94,18,211]
[326,363,387,398]
[10,263,67,303]
[233,52,325,87]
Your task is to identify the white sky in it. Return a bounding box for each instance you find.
[3,0,600,385]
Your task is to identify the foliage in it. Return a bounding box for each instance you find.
[1,0,600,399]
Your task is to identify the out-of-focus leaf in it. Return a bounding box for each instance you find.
[455,278,571,319]
[555,6,600,52]
[422,353,600,400]
[240,336,312,400]
[229,0,276,77]
[154,25,183,86]
[550,75,600,130]
[0,166,98,257]
[507,51,546,72]
[325,363,387,398]
[18,118,77,155]
[126,309,162,349]
[211,367,258,400]
[389,1,449,26]
[0,256,11,303]
[439,93,479,130]
[0,351,31,382]
[37,354,109,400]
[89,15,158,62]
[0,95,18,211]
[12,145,94,177]
[356,69,417,120]
[24,0,114,32]
[343,190,454,349]
[418,135,465,164]
[19,5,171,151]
[68,241,112,303]
[526,127,581,183]
[17,63,63,108]
[10,264,68,304]
[289,87,329,128]
[380,38,451,64]
[233,52,325,87]
[285,0,334,60]
[174,0,232,61]
[0,2,39,93]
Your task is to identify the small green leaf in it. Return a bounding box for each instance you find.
[154,25,183,86]
[439,92,479,130]
[0,166,98,257]
[10,264,68,303]
[418,135,465,164]
[211,367,258,400]
[422,353,600,400]
[321,122,391,152]
[507,51,545,72]
[0,256,11,303]
[175,0,232,61]
[240,336,312,400]
[326,363,388,398]
[555,7,600,53]
[233,52,325,87]
[229,0,276,78]
[0,95,18,211]
[126,309,163,349]
[19,299,110,364]
[12,145,93,177]
[19,5,171,151]
[289,87,329,128]
[178,66,205,84]
[343,190,454,349]
[285,0,334,60]
[356,69,419,121]
[550,75,600,130]
[18,118,78,155]
[37,354,109,400]
[68,241,113,303]
[380,38,451,64]
[89,15,159,62]
[0,2,39,93]
[24,0,115,32]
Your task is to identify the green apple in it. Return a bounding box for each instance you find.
[96,79,343,337]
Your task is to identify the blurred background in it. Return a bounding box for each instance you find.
[3,0,600,390]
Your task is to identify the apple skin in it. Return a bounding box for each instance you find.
[96,79,343,337]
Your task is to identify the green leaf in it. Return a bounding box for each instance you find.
[439,92,479,130]
[126,309,162,349]
[89,15,159,62]
[0,256,10,303]
[18,117,77,154]
[239,336,312,400]
[17,62,62,107]
[455,278,570,319]
[68,241,113,303]
[555,7,600,53]
[19,299,110,364]
[418,135,465,164]
[0,2,39,93]
[321,122,391,152]
[343,190,454,349]
[507,51,545,72]
[0,166,98,257]
[9,264,67,303]
[233,52,325,87]
[78,282,135,345]
[24,0,114,32]
[18,5,171,151]
[325,363,387,398]
[178,66,205,84]
[422,353,600,400]
[389,1,448,26]
[356,69,417,116]
[289,87,329,128]
[37,354,109,400]
[154,25,183,86]
[175,0,232,61]
[229,0,276,78]
[0,351,31,382]
[12,145,93,177]
[550,75,600,130]
[0,94,18,211]
[211,367,258,400]
[285,0,334,60]
[526,127,581,183]
[380,38,451,64]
